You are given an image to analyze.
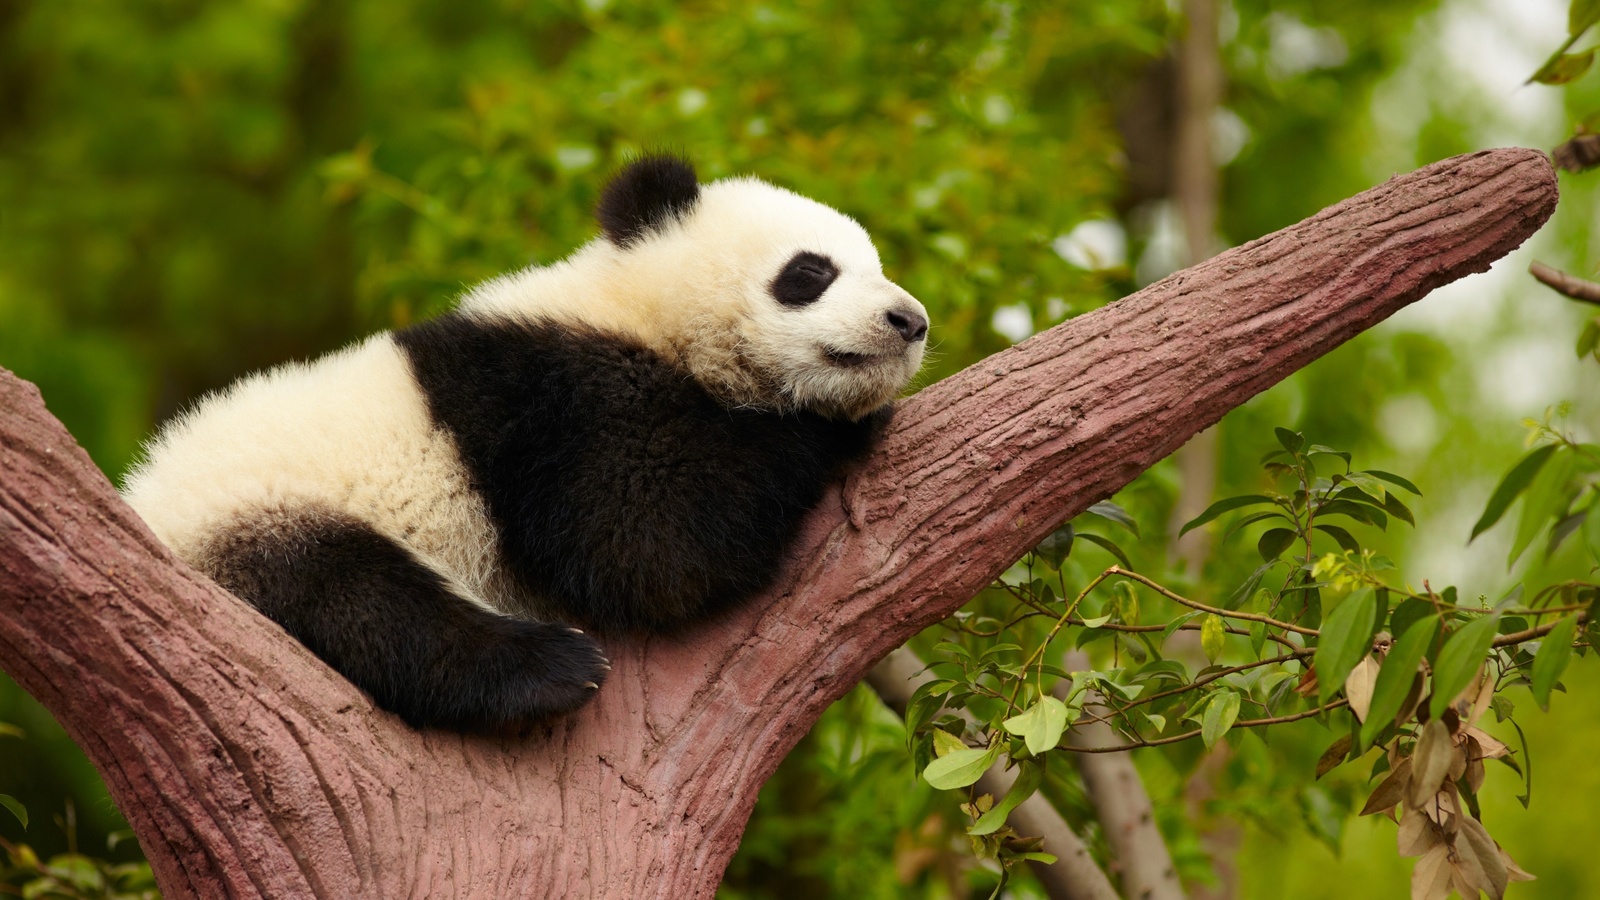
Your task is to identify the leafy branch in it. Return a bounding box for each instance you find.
[902,429,1598,899]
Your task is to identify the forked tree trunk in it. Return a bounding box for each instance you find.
[0,149,1557,898]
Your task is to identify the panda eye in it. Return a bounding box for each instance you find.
[771,251,840,307]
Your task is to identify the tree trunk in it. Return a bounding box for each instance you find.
[0,149,1557,898]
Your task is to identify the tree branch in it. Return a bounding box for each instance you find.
[0,148,1558,898]
[1529,260,1600,306]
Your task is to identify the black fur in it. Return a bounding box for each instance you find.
[204,507,610,732]
[395,313,888,633]
[596,154,701,248]
[771,251,839,307]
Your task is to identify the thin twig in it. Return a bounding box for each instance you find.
[1493,613,1588,648]
[1125,649,1314,710]
[1104,567,1321,636]
[1063,699,1349,754]
[1530,261,1600,306]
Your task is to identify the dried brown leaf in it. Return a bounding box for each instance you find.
[1346,655,1380,723]
[1457,815,1509,900]
[1317,733,1354,779]
[1464,726,1510,760]
[1294,666,1319,697]
[1447,743,1467,784]
[1397,810,1443,858]
[1408,719,1454,810]
[1422,781,1459,833]
[1411,843,1454,900]
[1499,841,1536,883]
[1361,757,1413,817]
[1464,744,1486,795]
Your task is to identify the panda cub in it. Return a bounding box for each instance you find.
[123,155,928,732]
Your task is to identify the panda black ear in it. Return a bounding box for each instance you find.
[596,154,701,248]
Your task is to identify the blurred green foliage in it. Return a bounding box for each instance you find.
[6,0,1600,897]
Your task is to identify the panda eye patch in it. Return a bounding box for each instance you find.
[771,251,840,307]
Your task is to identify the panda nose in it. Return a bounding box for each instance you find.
[885,308,928,343]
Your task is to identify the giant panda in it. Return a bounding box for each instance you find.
[122,155,929,733]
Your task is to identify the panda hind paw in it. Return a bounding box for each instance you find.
[484,621,612,727]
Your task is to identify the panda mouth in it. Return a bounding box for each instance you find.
[823,348,880,368]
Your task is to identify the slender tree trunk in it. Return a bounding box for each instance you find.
[1061,651,1186,900]
[0,149,1557,898]
[1166,0,1225,579]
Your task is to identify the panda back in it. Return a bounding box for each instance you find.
[122,335,509,611]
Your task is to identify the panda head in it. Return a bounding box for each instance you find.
[578,155,929,421]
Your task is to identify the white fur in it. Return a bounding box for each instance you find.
[464,176,927,419]
[123,174,925,611]
[122,336,512,612]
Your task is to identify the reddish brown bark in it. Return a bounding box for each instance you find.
[0,149,1557,899]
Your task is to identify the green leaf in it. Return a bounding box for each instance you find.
[1531,49,1596,85]
[1223,510,1291,541]
[1361,616,1437,747]
[923,745,1000,790]
[1389,597,1432,639]
[1340,472,1388,501]
[931,728,968,757]
[1430,613,1502,718]
[0,794,25,829]
[1275,427,1304,453]
[1086,501,1140,538]
[1113,582,1139,624]
[1318,499,1387,530]
[1016,852,1058,864]
[1227,561,1278,609]
[1471,445,1557,540]
[1179,495,1275,537]
[1573,0,1600,36]
[1510,449,1578,565]
[1003,696,1071,755]
[0,723,23,740]
[1257,527,1298,561]
[1531,614,1580,711]
[969,761,1043,835]
[1201,690,1241,749]
[1307,444,1352,466]
[1315,590,1378,706]
[1160,610,1203,644]
[1078,532,1133,569]
[1579,317,1600,359]
[1366,470,1421,496]
[905,682,949,739]
[1313,523,1360,554]
[1380,492,1414,527]
[1586,495,1600,564]
[1201,613,1226,663]
[1035,524,1073,567]
[1545,509,1587,560]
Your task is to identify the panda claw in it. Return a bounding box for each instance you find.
[584,681,600,690]
[567,627,585,635]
